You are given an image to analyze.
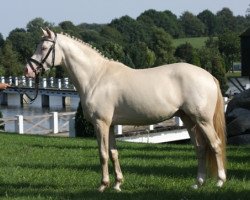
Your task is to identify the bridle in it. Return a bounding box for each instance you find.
[22,33,57,103]
[27,33,57,75]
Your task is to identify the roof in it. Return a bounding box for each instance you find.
[240,27,250,37]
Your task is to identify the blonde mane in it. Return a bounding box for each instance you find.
[60,32,113,61]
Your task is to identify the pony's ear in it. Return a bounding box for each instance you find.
[41,27,48,37]
[45,27,54,39]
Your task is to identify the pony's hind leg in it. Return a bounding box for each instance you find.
[180,113,207,189]
[197,121,226,187]
[109,126,124,191]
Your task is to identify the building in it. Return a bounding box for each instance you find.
[240,28,250,77]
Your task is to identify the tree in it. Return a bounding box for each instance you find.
[101,41,126,62]
[27,18,53,36]
[7,29,35,63]
[197,10,217,36]
[211,55,228,94]
[137,9,182,38]
[149,27,175,66]
[197,38,227,94]
[179,11,206,37]
[0,33,4,48]
[247,4,250,15]
[174,42,200,66]
[59,21,81,38]
[100,25,124,45]
[128,42,156,68]
[110,15,146,43]
[0,40,22,76]
[218,31,240,72]
[216,8,236,33]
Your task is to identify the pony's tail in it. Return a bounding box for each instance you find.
[207,78,227,177]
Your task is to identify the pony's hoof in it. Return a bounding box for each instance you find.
[191,184,199,190]
[98,184,109,193]
[216,180,224,188]
[114,182,122,192]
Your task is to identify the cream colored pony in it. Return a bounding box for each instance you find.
[25,28,226,192]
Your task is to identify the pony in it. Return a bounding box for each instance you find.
[24,28,226,192]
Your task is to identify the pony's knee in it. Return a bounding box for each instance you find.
[100,151,109,164]
[110,149,119,161]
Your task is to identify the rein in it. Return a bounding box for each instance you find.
[10,75,40,104]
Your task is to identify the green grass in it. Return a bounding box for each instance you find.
[226,71,241,78]
[0,133,249,200]
[173,37,209,49]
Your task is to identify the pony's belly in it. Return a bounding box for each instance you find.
[112,109,173,125]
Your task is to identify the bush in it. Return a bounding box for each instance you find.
[74,102,95,137]
[0,111,4,130]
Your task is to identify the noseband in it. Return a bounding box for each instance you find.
[23,33,57,103]
[27,33,57,75]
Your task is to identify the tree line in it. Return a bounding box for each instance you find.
[0,7,248,93]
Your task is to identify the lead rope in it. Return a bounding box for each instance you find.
[11,74,40,104]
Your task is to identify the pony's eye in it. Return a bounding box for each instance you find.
[41,46,47,51]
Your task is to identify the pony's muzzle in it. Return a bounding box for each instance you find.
[24,66,35,78]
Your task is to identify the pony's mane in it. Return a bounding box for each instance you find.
[60,32,113,61]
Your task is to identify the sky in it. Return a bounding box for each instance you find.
[1,0,250,38]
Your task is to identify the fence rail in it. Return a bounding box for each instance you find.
[0,112,75,134]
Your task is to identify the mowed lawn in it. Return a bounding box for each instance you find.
[173,37,211,49]
[0,133,249,200]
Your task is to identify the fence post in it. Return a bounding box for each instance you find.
[1,76,5,83]
[43,78,47,88]
[28,78,33,87]
[15,115,24,134]
[50,77,54,87]
[22,76,26,86]
[8,76,12,85]
[50,112,59,134]
[64,77,69,88]
[175,117,184,127]
[149,125,154,131]
[58,79,62,89]
[114,125,123,135]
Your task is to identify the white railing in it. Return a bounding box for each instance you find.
[0,112,75,134]
[1,76,75,90]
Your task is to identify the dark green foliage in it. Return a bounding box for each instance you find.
[197,9,217,36]
[0,111,4,130]
[218,31,240,72]
[75,102,95,137]
[216,8,236,34]
[179,11,206,37]
[0,33,4,48]
[0,7,246,92]
[137,9,182,38]
[0,40,22,76]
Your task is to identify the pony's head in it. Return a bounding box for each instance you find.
[25,28,62,78]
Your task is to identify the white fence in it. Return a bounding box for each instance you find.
[0,112,75,134]
[0,113,189,143]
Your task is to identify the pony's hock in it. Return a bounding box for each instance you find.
[24,28,227,192]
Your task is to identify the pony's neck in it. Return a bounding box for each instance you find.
[57,34,107,93]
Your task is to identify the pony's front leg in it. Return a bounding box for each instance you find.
[109,126,123,191]
[94,120,110,192]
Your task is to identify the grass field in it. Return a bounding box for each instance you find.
[173,37,210,49]
[0,133,249,200]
